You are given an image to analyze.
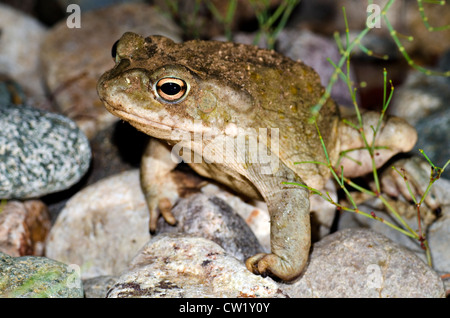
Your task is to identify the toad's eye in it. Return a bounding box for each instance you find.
[155,77,188,103]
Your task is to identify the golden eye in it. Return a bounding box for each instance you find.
[156,78,187,102]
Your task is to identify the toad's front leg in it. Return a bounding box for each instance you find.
[140,138,179,232]
[245,164,311,281]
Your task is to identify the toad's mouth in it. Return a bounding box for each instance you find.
[103,101,209,137]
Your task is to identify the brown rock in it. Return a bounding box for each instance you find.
[0,200,51,257]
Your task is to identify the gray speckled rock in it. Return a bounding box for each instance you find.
[0,252,83,298]
[282,229,445,298]
[0,103,91,199]
[107,234,288,298]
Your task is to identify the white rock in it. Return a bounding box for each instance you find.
[0,4,47,96]
[45,169,150,279]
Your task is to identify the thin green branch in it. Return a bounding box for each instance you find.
[417,0,450,31]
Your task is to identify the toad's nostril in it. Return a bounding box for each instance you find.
[111,39,120,59]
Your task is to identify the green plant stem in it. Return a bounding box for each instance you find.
[417,0,450,31]
[283,181,417,239]
[251,0,300,49]
[206,0,238,41]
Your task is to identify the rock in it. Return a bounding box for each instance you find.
[0,252,83,298]
[0,200,51,257]
[43,119,150,220]
[157,193,265,260]
[107,234,288,298]
[83,275,119,298]
[282,229,445,298]
[0,75,27,106]
[429,212,450,274]
[40,3,182,139]
[45,170,150,279]
[200,178,337,250]
[390,71,450,126]
[0,4,47,96]
[338,198,430,258]
[338,175,450,274]
[426,178,450,273]
[0,103,91,199]
[413,108,450,179]
[45,167,266,280]
[277,29,356,107]
[201,183,271,251]
[390,50,450,179]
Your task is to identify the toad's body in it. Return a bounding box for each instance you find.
[98,33,417,281]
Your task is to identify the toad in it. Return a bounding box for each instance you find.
[98,32,423,281]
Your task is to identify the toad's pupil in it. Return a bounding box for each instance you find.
[160,82,182,95]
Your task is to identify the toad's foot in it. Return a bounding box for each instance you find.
[244,178,311,281]
[246,253,305,281]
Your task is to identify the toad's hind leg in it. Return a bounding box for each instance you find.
[245,163,311,281]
